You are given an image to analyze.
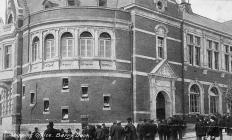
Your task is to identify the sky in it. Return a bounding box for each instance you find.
[0,0,232,23]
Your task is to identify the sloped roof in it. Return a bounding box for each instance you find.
[223,20,232,27]
[183,12,232,35]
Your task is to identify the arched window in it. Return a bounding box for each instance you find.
[32,37,40,62]
[99,32,111,58]
[209,87,219,114]
[155,25,168,59]
[189,84,200,113]
[80,32,93,57]
[61,32,74,58]
[44,34,55,60]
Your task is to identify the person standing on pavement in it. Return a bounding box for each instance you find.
[73,129,82,140]
[110,122,117,140]
[124,117,137,140]
[66,128,72,140]
[102,123,109,140]
[158,120,165,140]
[112,121,124,140]
[31,127,42,140]
[95,125,104,140]
[43,121,59,140]
[149,120,157,140]
[136,119,144,140]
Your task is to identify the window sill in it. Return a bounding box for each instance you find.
[103,107,111,111]
[30,104,35,107]
[61,119,69,123]
[80,97,89,101]
[31,61,42,65]
[61,89,70,93]
[43,111,50,115]
[22,96,25,100]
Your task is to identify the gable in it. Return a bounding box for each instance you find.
[150,59,177,78]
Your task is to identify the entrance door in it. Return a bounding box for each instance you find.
[156,92,166,120]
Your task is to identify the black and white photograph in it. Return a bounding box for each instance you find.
[0,0,232,139]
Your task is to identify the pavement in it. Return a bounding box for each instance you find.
[181,132,232,140]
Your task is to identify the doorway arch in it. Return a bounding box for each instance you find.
[156,91,171,120]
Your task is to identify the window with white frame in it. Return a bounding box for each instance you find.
[5,45,12,69]
[99,32,111,58]
[207,40,219,69]
[61,107,69,120]
[62,78,69,90]
[81,84,88,99]
[61,32,74,58]
[32,37,40,62]
[0,88,13,116]
[223,45,230,72]
[155,25,167,59]
[157,37,164,59]
[209,87,219,114]
[189,84,200,113]
[103,95,110,110]
[45,34,55,60]
[80,32,93,57]
[43,99,49,113]
[187,34,201,66]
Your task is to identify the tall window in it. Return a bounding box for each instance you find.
[44,99,50,113]
[103,95,110,110]
[224,45,230,72]
[189,84,200,113]
[62,107,69,120]
[0,88,13,116]
[187,34,201,66]
[32,37,40,62]
[158,37,164,59]
[61,32,74,58]
[45,34,55,60]
[99,0,107,7]
[80,32,93,57]
[99,33,111,58]
[207,40,219,69]
[209,87,219,114]
[5,45,12,69]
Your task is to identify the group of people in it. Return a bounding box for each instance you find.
[19,114,232,140]
[195,113,232,140]
[21,116,186,140]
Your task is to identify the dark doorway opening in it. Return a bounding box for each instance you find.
[156,92,166,121]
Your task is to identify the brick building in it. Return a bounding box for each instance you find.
[0,0,232,137]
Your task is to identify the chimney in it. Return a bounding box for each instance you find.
[180,0,193,14]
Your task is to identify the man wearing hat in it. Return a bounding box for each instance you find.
[112,120,124,140]
[44,121,59,140]
[124,118,137,140]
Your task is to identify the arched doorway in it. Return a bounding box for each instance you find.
[156,92,166,120]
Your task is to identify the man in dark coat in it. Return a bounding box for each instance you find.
[149,120,157,140]
[65,128,72,140]
[31,127,42,140]
[136,119,144,140]
[195,117,206,140]
[73,129,82,140]
[124,117,137,140]
[43,121,59,140]
[143,119,151,140]
[158,120,165,140]
[110,122,117,140]
[111,121,124,140]
[102,124,109,140]
[95,125,104,140]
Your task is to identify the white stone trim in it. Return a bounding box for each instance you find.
[134,111,151,114]
[115,59,131,64]
[22,72,131,82]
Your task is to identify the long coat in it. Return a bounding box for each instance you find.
[124,123,137,140]
[111,124,124,140]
